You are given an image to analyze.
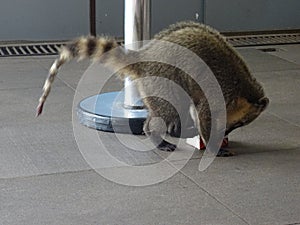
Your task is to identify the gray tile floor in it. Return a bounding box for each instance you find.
[1,45,299,225]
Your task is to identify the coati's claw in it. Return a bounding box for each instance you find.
[217,148,235,157]
[157,140,177,152]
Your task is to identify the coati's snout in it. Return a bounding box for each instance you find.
[226,96,269,135]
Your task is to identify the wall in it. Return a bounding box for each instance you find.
[205,0,300,32]
[95,0,203,37]
[96,0,124,37]
[0,0,299,41]
[151,0,203,35]
[0,0,89,41]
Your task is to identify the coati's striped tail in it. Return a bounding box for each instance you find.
[36,36,121,116]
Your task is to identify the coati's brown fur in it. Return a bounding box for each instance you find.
[37,21,269,155]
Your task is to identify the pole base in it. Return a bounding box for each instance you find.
[77,91,148,134]
[77,91,199,137]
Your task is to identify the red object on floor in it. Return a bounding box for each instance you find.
[200,137,206,150]
[200,137,229,150]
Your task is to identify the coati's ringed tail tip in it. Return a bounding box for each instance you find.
[36,102,44,117]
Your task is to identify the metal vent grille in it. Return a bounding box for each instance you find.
[0,43,63,57]
[226,33,300,47]
[0,33,299,57]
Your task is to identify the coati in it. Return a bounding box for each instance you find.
[36,21,269,156]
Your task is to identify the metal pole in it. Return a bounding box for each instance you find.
[77,0,151,134]
[124,0,150,108]
[90,0,96,36]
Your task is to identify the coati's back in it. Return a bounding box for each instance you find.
[152,21,265,104]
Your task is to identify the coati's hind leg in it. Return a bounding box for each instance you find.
[143,116,177,152]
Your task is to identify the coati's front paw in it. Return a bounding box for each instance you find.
[157,140,177,152]
[217,148,235,157]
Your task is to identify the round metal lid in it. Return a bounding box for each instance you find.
[77,91,148,134]
[77,91,198,137]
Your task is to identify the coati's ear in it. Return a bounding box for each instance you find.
[255,97,269,111]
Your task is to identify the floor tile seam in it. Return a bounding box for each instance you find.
[55,75,77,92]
[0,158,197,181]
[266,53,300,67]
[0,83,67,92]
[177,168,251,225]
[0,168,94,182]
[245,48,300,66]
[35,57,57,68]
[35,57,77,90]
[264,50,300,65]
[1,144,299,183]
[188,146,300,159]
[156,156,250,224]
[36,58,79,92]
[254,68,300,75]
[266,111,300,129]
[252,67,300,74]
[0,117,73,127]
